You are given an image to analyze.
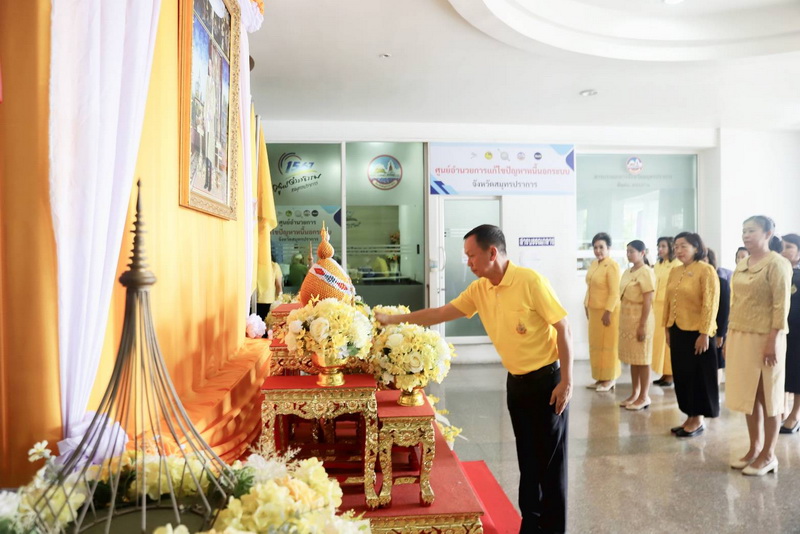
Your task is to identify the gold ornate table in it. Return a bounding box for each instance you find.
[260,374,380,508]
[268,339,317,376]
[376,389,436,507]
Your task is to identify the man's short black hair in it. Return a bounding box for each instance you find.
[464,224,506,254]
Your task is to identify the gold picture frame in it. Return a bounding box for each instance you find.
[179,0,240,220]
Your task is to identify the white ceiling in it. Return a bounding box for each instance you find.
[248,0,800,130]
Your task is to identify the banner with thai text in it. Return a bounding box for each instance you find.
[429,143,575,195]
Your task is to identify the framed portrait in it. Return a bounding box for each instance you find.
[179,0,240,219]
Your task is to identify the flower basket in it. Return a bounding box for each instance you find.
[371,323,456,406]
[283,298,374,387]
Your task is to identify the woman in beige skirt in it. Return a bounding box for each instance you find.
[619,240,656,410]
[727,215,793,476]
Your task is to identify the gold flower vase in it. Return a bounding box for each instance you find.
[398,386,425,407]
[312,352,346,387]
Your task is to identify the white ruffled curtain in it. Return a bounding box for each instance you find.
[239,0,264,315]
[49,0,162,436]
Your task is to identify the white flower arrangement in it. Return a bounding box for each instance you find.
[371,323,456,392]
[154,455,369,534]
[5,442,368,534]
[282,298,374,364]
[245,313,267,339]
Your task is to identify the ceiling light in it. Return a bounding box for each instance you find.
[579,89,598,97]
[379,53,391,59]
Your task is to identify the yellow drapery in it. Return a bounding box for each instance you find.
[0,0,61,487]
[256,123,278,303]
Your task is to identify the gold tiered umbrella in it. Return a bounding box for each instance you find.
[28,182,235,533]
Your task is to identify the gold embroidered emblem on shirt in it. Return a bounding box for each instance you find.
[793,284,797,295]
[516,321,527,334]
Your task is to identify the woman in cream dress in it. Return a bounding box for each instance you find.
[584,232,621,391]
[652,237,680,387]
[618,240,656,411]
[727,216,792,476]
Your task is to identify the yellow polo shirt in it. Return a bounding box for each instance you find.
[451,262,567,374]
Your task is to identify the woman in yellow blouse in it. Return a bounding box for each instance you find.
[652,237,681,387]
[585,232,621,391]
[619,240,656,410]
[726,216,792,476]
[663,232,720,438]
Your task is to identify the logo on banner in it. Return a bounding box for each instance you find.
[626,156,644,175]
[274,152,323,196]
[368,155,402,190]
[278,152,316,175]
[534,152,543,160]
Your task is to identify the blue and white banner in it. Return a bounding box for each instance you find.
[429,143,575,195]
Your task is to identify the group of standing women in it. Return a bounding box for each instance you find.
[584,215,798,476]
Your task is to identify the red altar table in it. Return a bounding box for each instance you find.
[376,389,436,507]
[259,374,380,508]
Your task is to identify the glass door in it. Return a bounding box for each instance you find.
[442,198,500,340]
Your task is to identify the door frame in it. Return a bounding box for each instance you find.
[427,192,500,344]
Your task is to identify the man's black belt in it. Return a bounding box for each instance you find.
[509,360,560,379]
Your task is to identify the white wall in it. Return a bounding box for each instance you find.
[697,145,722,258]
[717,129,800,270]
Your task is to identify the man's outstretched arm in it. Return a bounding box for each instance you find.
[376,303,466,327]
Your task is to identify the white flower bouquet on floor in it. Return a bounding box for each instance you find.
[283,298,374,365]
[372,323,456,393]
[1,442,369,534]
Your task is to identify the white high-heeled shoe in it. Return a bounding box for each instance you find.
[595,382,616,392]
[730,458,752,470]
[742,458,778,476]
[626,400,651,411]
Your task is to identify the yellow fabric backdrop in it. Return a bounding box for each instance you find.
[0,0,264,486]
[0,0,61,487]
[93,0,271,464]
[256,123,278,303]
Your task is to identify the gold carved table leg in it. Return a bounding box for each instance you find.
[259,398,277,454]
[377,430,394,506]
[363,396,380,509]
[420,421,436,505]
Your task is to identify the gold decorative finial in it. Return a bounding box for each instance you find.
[119,180,157,288]
[317,223,334,260]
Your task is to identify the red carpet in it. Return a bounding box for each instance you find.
[461,460,521,534]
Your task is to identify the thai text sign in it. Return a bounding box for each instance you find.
[429,143,575,195]
[519,237,555,246]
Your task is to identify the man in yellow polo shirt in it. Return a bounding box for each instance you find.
[376,224,573,534]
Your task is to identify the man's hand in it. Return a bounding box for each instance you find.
[375,312,394,326]
[601,310,611,326]
[549,380,572,415]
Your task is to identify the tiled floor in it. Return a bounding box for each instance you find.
[430,361,800,533]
